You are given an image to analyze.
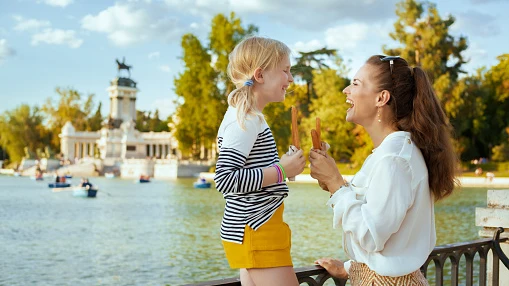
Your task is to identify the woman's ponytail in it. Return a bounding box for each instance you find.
[367,55,458,201]
[409,66,458,200]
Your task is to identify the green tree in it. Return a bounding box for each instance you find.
[477,54,509,161]
[148,109,169,132]
[88,102,103,131]
[291,48,338,116]
[264,84,308,155]
[209,12,258,97]
[447,73,489,159]
[0,104,50,163]
[303,69,355,161]
[383,0,468,132]
[136,110,150,132]
[41,88,95,149]
[174,34,222,158]
[384,0,467,83]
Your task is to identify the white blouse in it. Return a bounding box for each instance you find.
[327,131,436,277]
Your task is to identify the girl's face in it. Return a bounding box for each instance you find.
[255,56,293,109]
[342,64,381,127]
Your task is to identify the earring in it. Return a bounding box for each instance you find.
[377,107,381,123]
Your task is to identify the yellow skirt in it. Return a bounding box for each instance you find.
[222,204,292,269]
[349,262,429,285]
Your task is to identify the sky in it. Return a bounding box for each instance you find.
[0,0,508,119]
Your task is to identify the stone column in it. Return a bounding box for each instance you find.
[78,143,83,159]
[476,190,509,285]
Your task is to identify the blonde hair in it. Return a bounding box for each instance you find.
[227,36,291,129]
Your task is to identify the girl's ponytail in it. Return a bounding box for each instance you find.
[227,84,261,130]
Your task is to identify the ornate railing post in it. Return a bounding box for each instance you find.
[476,190,509,285]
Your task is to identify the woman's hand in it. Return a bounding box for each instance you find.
[309,149,344,193]
[314,258,348,279]
[316,141,331,192]
[279,149,306,178]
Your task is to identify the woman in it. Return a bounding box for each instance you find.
[308,55,457,285]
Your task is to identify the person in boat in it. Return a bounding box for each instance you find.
[55,175,61,183]
[80,178,93,189]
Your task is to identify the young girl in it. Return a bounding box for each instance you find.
[309,55,458,285]
[214,36,306,286]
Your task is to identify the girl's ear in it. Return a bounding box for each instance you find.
[253,67,264,84]
[377,90,391,107]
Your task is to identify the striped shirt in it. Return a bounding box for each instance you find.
[214,106,289,244]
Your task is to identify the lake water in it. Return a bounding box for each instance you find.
[0,175,497,285]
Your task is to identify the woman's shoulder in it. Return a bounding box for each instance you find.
[375,131,414,159]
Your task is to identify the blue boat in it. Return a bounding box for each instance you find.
[193,181,212,189]
[72,187,97,198]
[48,183,71,188]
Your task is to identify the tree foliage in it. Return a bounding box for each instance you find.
[291,48,338,116]
[209,12,258,97]
[0,104,50,163]
[41,88,96,149]
[174,34,222,158]
[174,14,257,158]
[384,0,467,83]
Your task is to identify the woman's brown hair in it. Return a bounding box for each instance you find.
[366,55,458,201]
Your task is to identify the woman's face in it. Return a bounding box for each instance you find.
[342,64,380,127]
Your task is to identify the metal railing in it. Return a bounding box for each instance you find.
[186,228,508,286]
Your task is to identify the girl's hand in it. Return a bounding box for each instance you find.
[280,149,306,178]
[308,149,344,192]
[314,258,348,279]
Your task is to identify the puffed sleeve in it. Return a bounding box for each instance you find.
[327,155,415,253]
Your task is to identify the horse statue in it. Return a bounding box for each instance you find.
[116,57,132,78]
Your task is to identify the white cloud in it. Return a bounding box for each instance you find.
[159,65,171,73]
[292,39,324,53]
[31,29,83,48]
[81,2,181,46]
[13,16,51,31]
[148,51,160,59]
[164,0,399,31]
[325,23,370,51]
[0,39,16,64]
[40,0,73,7]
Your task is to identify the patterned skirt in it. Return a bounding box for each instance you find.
[349,262,429,286]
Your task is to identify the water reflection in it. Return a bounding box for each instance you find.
[0,176,492,285]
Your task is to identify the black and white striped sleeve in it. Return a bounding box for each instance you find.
[214,117,264,195]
